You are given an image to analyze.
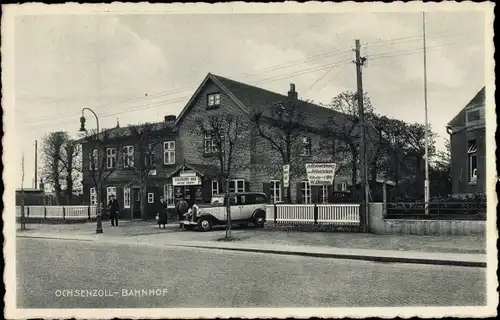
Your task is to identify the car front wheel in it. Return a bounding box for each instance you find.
[253,213,265,228]
[198,217,212,232]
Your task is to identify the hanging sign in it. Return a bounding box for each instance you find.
[306,163,336,186]
[283,164,290,188]
[173,176,201,186]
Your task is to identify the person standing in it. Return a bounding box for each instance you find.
[107,195,120,227]
[175,198,188,228]
[157,196,168,229]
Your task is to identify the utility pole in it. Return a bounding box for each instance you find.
[34,140,38,189]
[354,39,369,232]
[423,12,430,215]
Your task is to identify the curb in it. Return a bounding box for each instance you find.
[172,244,487,268]
[17,234,486,268]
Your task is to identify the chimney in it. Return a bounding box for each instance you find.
[288,83,298,100]
[164,115,177,122]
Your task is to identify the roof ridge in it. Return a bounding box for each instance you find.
[211,73,334,110]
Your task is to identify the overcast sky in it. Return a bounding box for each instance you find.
[12,9,487,189]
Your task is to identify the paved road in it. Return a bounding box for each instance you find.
[16,238,486,308]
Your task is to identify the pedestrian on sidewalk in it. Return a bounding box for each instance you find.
[157,196,168,229]
[107,195,120,227]
[175,199,188,228]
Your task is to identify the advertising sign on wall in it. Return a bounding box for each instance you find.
[173,176,202,186]
[283,164,290,188]
[306,163,337,186]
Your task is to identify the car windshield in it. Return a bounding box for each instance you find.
[211,196,225,206]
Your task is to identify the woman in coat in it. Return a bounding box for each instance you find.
[157,197,168,229]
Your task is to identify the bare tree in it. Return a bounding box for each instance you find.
[323,91,376,188]
[40,132,67,205]
[194,113,250,238]
[85,128,123,219]
[124,122,168,220]
[60,138,81,204]
[250,99,308,203]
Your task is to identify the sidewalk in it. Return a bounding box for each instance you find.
[16,220,487,267]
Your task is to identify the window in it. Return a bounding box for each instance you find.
[90,187,97,206]
[124,187,131,208]
[321,185,329,204]
[255,194,267,204]
[164,184,174,207]
[163,141,175,165]
[106,186,116,204]
[212,180,220,196]
[301,181,311,204]
[468,140,478,183]
[270,180,282,203]
[106,148,116,169]
[148,193,155,204]
[207,93,221,108]
[89,149,98,170]
[229,179,245,193]
[123,145,134,168]
[145,144,156,167]
[204,131,224,154]
[301,137,311,156]
[467,110,481,122]
[340,182,348,192]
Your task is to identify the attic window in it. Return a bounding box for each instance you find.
[207,93,221,109]
[467,109,481,122]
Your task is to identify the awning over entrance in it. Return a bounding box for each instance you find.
[167,163,221,180]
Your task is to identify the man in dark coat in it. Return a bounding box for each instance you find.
[107,195,120,227]
[157,196,168,229]
[175,199,188,228]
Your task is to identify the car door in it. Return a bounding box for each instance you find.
[238,194,255,221]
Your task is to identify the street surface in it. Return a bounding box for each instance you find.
[17,237,486,308]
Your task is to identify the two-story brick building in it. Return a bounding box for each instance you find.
[80,73,363,218]
[446,86,486,198]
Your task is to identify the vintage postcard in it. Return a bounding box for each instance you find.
[2,2,497,319]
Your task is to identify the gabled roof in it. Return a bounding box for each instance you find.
[447,86,485,128]
[175,73,349,129]
[76,121,175,144]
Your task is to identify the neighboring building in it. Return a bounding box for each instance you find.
[79,73,373,218]
[446,86,486,198]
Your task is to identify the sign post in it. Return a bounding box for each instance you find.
[305,163,336,186]
[282,164,290,203]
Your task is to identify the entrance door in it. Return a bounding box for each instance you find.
[131,188,141,219]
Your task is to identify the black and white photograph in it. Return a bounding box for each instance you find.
[2,2,497,319]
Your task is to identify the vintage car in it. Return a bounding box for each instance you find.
[180,192,268,231]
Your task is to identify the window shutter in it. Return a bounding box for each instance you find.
[327,185,334,203]
[245,181,250,192]
[311,186,320,204]
[262,182,270,199]
[202,179,212,203]
[296,182,302,204]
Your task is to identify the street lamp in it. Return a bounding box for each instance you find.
[80,108,103,234]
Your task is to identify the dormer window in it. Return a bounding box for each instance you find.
[207,93,221,109]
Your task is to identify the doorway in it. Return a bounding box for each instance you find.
[131,188,141,219]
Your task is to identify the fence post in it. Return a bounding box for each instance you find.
[88,205,91,220]
[27,206,30,218]
[44,205,47,219]
[313,204,318,224]
[273,204,277,224]
[63,206,66,220]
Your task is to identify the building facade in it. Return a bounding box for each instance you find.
[80,73,361,218]
[447,86,486,198]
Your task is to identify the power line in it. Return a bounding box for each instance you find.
[20,29,481,128]
[22,28,479,126]
[22,58,354,131]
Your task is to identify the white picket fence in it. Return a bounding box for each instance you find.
[266,203,360,226]
[16,205,98,220]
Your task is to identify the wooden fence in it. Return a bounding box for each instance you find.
[265,203,360,226]
[16,205,98,220]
